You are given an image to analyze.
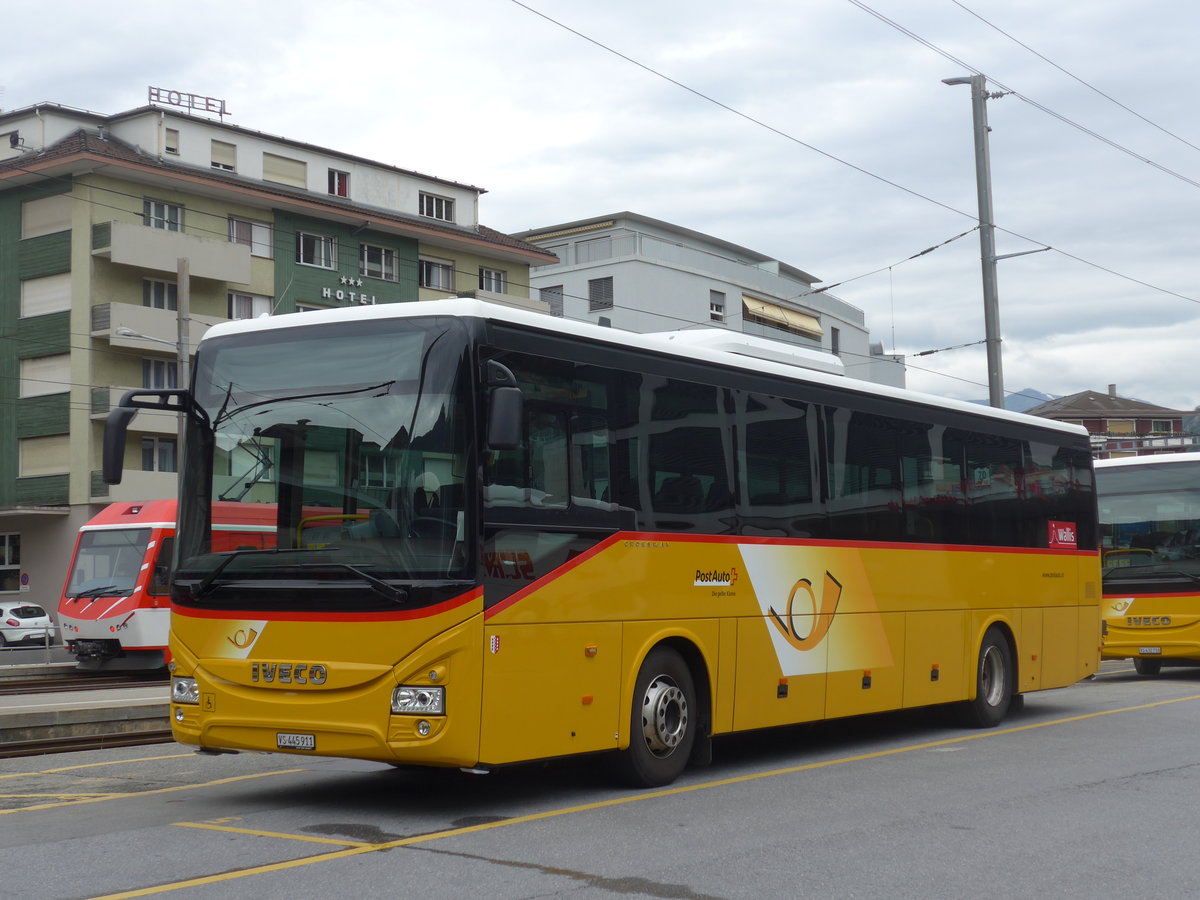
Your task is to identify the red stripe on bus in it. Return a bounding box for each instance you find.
[171,586,483,623]
[1102,591,1200,600]
[483,531,1094,620]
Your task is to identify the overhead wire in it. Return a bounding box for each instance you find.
[845,0,1200,190]
[9,1,1200,413]
[507,0,1200,318]
[950,0,1200,156]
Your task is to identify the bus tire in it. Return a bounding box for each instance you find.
[957,626,1013,728]
[612,646,696,788]
[1133,658,1162,676]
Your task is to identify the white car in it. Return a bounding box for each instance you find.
[0,601,55,647]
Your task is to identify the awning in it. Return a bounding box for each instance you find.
[742,296,823,338]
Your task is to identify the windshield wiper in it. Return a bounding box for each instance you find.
[291,562,409,605]
[191,548,263,601]
[68,585,128,601]
[190,551,409,605]
[1106,566,1200,586]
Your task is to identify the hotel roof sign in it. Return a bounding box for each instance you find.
[148,87,229,120]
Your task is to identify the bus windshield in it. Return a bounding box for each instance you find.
[175,315,473,611]
[1098,461,1200,580]
[67,529,151,598]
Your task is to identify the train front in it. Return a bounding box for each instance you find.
[168,312,485,767]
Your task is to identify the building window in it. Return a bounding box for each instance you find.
[143,278,178,311]
[20,273,71,318]
[229,292,272,320]
[228,217,273,258]
[328,169,350,197]
[164,128,179,155]
[142,437,177,473]
[143,199,182,232]
[211,140,237,171]
[19,355,70,398]
[0,533,19,593]
[262,152,307,188]
[540,285,564,317]
[359,244,397,281]
[142,358,178,390]
[295,303,326,314]
[588,276,614,312]
[1107,420,1135,435]
[419,192,454,222]
[1151,420,1174,434]
[419,258,454,291]
[830,326,841,356]
[709,290,725,322]
[479,267,507,293]
[297,232,336,269]
[21,194,72,238]
[19,435,69,477]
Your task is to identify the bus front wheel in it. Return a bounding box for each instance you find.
[957,626,1013,728]
[1133,658,1162,676]
[612,647,696,788]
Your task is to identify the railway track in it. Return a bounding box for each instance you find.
[0,729,175,759]
[0,674,169,696]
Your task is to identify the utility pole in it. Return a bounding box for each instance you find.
[943,75,1005,409]
[176,257,190,455]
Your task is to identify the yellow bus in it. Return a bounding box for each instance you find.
[1097,452,1200,675]
[104,299,1099,787]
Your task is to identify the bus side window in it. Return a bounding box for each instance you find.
[960,432,1024,546]
[827,409,903,541]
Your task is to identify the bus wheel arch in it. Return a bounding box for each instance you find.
[611,638,710,787]
[956,623,1016,728]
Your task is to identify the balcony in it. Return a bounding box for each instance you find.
[91,302,225,354]
[90,469,178,503]
[92,220,251,282]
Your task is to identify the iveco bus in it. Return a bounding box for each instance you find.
[103,298,1100,786]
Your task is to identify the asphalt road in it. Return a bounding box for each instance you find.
[3,659,1198,899]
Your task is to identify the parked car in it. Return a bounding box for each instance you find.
[0,601,55,647]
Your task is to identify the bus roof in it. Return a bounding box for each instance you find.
[200,298,1088,439]
[1095,452,1200,470]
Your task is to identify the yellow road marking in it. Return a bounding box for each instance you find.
[0,769,306,815]
[90,692,1200,899]
[175,822,373,848]
[0,752,194,781]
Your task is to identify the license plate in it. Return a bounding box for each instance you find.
[1139,647,1162,655]
[276,732,316,751]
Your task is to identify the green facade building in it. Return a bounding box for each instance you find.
[0,101,554,623]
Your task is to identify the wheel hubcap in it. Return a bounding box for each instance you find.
[641,674,688,757]
[980,645,1005,707]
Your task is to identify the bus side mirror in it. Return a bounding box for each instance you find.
[102,388,197,484]
[484,360,522,450]
[102,406,138,484]
[487,386,523,450]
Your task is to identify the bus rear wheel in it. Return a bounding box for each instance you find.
[957,626,1013,728]
[1133,658,1162,676]
[612,647,696,788]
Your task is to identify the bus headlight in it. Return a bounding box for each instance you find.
[172,677,200,705]
[391,685,444,715]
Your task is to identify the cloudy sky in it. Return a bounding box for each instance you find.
[6,0,1200,408]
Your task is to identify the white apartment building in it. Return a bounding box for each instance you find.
[514,212,905,387]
